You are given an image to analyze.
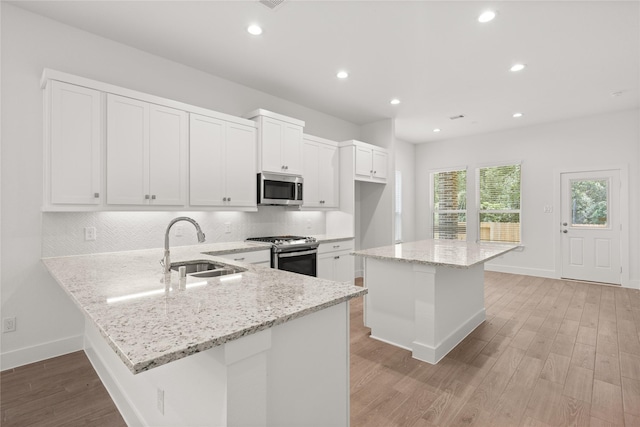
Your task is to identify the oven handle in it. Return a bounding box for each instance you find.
[277,249,318,258]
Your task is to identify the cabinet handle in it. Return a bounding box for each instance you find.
[151,195,156,200]
[94,192,100,198]
[334,256,340,259]
[333,245,340,249]
[234,257,245,261]
[145,194,150,200]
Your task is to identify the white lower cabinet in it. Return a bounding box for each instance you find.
[317,240,354,283]
[189,113,257,208]
[218,250,270,267]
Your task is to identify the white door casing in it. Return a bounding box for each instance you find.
[560,169,621,285]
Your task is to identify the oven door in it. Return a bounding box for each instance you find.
[273,248,317,277]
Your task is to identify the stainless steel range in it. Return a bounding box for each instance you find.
[246,235,318,277]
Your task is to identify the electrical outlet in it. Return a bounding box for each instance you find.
[224,222,231,234]
[3,317,16,333]
[84,226,97,241]
[543,205,553,213]
[306,219,312,230]
[174,225,183,237]
[157,388,164,415]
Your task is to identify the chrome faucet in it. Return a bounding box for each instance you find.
[161,217,206,274]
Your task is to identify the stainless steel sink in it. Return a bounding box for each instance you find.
[170,260,246,278]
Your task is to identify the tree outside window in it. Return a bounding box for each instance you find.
[433,169,466,240]
[478,164,521,243]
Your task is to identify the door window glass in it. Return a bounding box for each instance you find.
[570,179,608,227]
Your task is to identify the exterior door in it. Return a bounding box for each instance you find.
[560,169,621,284]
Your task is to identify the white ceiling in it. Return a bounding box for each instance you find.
[11,0,640,143]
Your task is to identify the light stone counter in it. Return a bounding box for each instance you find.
[351,239,517,268]
[42,241,365,375]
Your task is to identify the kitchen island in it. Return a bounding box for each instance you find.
[352,239,516,364]
[43,241,365,427]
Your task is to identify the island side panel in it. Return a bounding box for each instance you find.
[267,302,350,427]
[412,263,486,363]
[365,258,416,351]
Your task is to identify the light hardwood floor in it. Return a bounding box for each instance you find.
[2,272,639,426]
[351,272,640,426]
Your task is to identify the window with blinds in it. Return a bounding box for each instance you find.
[478,163,521,243]
[432,169,467,240]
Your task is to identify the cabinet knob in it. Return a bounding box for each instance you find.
[94,192,100,198]
[370,170,373,174]
[151,195,156,200]
[145,194,150,200]
[223,197,227,201]
[228,197,231,202]
[374,171,377,175]
[334,256,340,259]
[285,165,289,170]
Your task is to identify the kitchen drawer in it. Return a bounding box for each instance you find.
[219,250,270,265]
[318,240,354,255]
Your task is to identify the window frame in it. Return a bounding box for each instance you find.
[475,161,522,244]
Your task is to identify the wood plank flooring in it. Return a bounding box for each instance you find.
[0,350,126,426]
[351,272,640,427]
[1,272,639,426]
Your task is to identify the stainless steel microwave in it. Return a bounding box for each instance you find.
[257,173,303,206]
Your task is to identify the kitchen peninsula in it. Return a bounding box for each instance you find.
[43,241,365,427]
[352,239,517,364]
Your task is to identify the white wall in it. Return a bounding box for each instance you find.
[416,109,639,287]
[0,3,361,369]
[395,139,416,243]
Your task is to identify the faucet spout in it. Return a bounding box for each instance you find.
[162,217,206,274]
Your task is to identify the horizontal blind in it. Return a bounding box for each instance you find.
[478,164,521,243]
[433,169,466,240]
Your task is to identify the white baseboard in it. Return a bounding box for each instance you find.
[485,264,556,279]
[0,334,83,371]
[625,279,639,290]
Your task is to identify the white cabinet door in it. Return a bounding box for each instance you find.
[149,104,187,205]
[302,140,320,207]
[225,123,257,207]
[189,114,226,206]
[372,149,388,181]
[355,146,373,179]
[261,117,284,173]
[106,94,149,205]
[317,255,334,280]
[49,81,102,205]
[334,254,354,283]
[319,143,339,207]
[282,123,303,175]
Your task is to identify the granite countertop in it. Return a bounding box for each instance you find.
[351,239,518,268]
[43,241,365,375]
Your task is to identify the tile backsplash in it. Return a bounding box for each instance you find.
[42,209,325,257]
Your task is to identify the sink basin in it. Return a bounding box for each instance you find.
[170,260,246,278]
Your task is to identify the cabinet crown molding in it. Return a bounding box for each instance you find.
[244,109,305,127]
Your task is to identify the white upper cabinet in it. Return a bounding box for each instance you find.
[246,109,304,175]
[190,114,256,207]
[106,94,187,206]
[47,80,102,206]
[349,140,388,183]
[302,134,339,208]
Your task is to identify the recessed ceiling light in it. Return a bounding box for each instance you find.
[390,99,401,105]
[247,24,263,36]
[336,71,349,79]
[478,10,496,23]
[611,90,625,97]
[513,112,523,118]
[433,128,441,133]
[510,63,526,72]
